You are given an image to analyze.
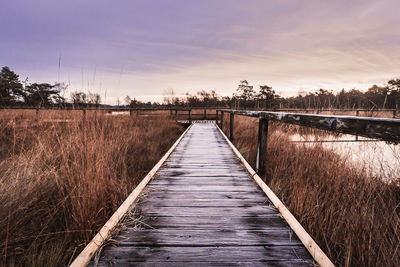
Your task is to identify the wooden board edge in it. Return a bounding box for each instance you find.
[215,124,335,267]
[69,124,193,267]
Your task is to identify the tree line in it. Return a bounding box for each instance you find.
[154,79,400,110]
[0,66,101,108]
[2,66,399,110]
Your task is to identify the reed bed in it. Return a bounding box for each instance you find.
[221,115,400,267]
[0,111,184,266]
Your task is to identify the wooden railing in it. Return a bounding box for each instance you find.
[216,109,400,178]
[2,106,398,121]
[0,107,222,123]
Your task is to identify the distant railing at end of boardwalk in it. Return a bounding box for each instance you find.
[2,106,399,130]
[215,109,400,179]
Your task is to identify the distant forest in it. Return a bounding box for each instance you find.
[1,66,399,110]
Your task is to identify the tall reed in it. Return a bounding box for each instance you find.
[0,111,184,266]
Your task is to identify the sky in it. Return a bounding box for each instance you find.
[1,0,400,104]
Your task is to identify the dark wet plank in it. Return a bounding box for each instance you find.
[142,191,269,201]
[115,229,302,246]
[94,123,313,265]
[137,206,278,216]
[94,260,314,267]
[133,215,286,229]
[138,199,272,207]
[95,246,312,263]
[148,179,258,185]
[146,185,260,192]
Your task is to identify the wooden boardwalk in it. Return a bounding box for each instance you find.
[93,123,314,266]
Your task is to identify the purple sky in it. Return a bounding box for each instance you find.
[1,0,400,104]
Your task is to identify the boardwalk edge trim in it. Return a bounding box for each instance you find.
[69,124,193,267]
[216,124,335,267]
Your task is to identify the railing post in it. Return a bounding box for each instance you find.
[35,108,40,121]
[175,110,178,121]
[229,112,234,142]
[204,108,207,120]
[256,118,268,180]
[130,109,133,117]
[220,111,224,130]
[216,110,218,124]
[189,109,192,124]
[393,109,397,119]
[355,109,360,140]
[82,108,86,121]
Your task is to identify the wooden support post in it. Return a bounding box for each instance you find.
[169,109,172,117]
[356,110,360,116]
[229,112,234,142]
[82,108,86,121]
[216,110,218,124]
[35,108,39,120]
[204,108,207,120]
[130,109,133,117]
[220,111,224,130]
[189,110,192,124]
[256,118,268,179]
[393,110,397,119]
[175,110,178,121]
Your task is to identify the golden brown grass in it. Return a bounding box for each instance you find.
[0,110,184,266]
[220,114,400,267]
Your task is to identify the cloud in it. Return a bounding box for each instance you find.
[1,0,399,103]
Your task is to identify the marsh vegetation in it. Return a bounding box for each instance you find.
[0,110,184,266]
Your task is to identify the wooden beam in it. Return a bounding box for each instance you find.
[256,118,268,178]
[217,109,400,143]
[220,111,224,130]
[229,112,234,142]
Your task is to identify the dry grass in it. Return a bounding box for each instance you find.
[0,110,184,266]
[221,114,400,267]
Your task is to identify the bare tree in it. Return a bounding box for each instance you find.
[124,95,132,106]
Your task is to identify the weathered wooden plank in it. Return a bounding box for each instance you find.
[146,185,260,192]
[131,215,286,229]
[138,198,272,207]
[137,206,278,216]
[156,169,250,177]
[162,166,245,171]
[139,191,269,201]
[115,229,302,246]
[148,179,258,186]
[95,246,312,263]
[94,260,314,267]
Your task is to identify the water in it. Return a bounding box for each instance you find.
[290,133,400,181]
[109,111,129,115]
